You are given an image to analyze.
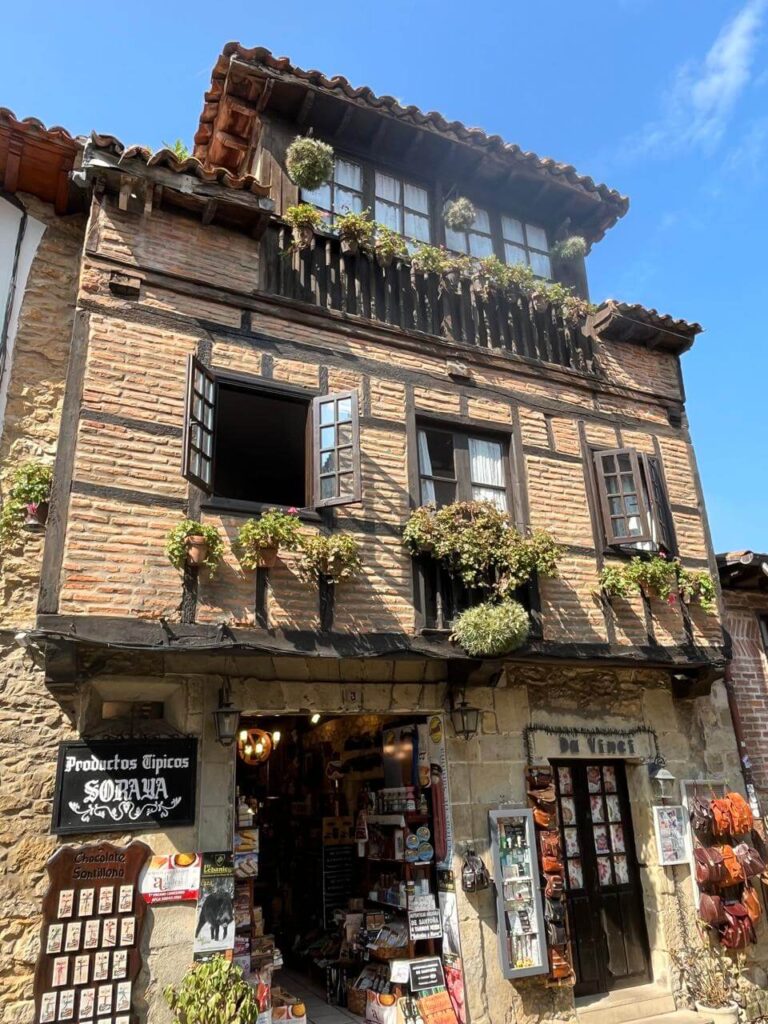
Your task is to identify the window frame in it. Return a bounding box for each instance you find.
[312,390,362,508]
[416,422,511,510]
[592,445,676,554]
[300,155,365,225]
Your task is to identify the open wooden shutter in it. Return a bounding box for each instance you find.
[312,390,361,507]
[182,354,216,494]
[593,447,652,546]
[641,454,676,553]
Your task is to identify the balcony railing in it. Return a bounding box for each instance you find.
[260,223,598,375]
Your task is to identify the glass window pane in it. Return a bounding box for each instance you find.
[320,426,335,449]
[469,437,504,486]
[335,159,362,191]
[319,401,335,425]
[320,476,336,500]
[604,474,619,495]
[621,473,635,494]
[203,433,213,457]
[504,242,527,266]
[404,211,430,242]
[320,451,335,473]
[445,227,468,254]
[302,183,331,210]
[338,422,353,446]
[502,216,524,243]
[472,486,507,510]
[335,187,362,215]
[404,183,429,214]
[375,172,399,202]
[526,223,549,251]
[625,495,639,515]
[617,454,631,472]
[433,479,457,507]
[338,447,353,471]
[375,200,399,232]
[473,208,491,233]
[337,398,352,422]
[468,233,494,258]
[628,516,642,536]
[339,473,353,495]
[529,250,552,279]
[422,430,455,477]
[608,497,622,516]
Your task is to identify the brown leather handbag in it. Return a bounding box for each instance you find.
[726,792,754,834]
[550,949,573,980]
[719,902,755,948]
[733,842,766,878]
[711,798,733,837]
[743,886,762,925]
[542,856,563,875]
[699,892,726,926]
[694,845,725,886]
[690,795,713,832]
[534,807,555,829]
[545,873,565,897]
[720,845,745,887]
[528,783,557,809]
[540,831,561,859]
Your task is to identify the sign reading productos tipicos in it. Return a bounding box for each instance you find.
[52,739,197,835]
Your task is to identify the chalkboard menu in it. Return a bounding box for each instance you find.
[322,844,354,927]
[34,841,150,1024]
[52,739,197,835]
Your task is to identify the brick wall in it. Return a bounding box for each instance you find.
[722,590,768,793]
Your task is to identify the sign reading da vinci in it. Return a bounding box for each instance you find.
[52,739,197,835]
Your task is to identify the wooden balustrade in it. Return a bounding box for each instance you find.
[260,223,598,375]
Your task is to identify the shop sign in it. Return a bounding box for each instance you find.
[408,957,445,992]
[52,739,197,835]
[527,726,655,763]
[408,908,443,941]
[140,852,201,904]
[33,840,150,1024]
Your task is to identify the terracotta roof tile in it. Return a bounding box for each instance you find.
[602,300,702,337]
[0,107,80,147]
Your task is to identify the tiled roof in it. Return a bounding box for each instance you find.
[717,551,768,590]
[602,301,702,337]
[89,132,271,196]
[592,300,702,355]
[0,107,81,212]
[0,107,80,147]
[195,43,629,220]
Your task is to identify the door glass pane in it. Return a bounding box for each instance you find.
[320,476,336,500]
[594,825,609,854]
[586,766,602,793]
[564,828,580,857]
[502,216,524,243]
[504,242,527,266]
[597,856,614,887]
[590,796,605,823]
[404,183,429,213]
[526,224,548,251]
[320,426,335,449]
[614,856,629,884]
[606,795,622,823]
[559,797,576,825]
[610,824,625,852]
[336,159,362,190]
[337,398,352,422]
[603,767,617,793]
[529,250,552,279]
[338,422,353,446]
[338,447,353,471]
[567,859,584,890]
[320,451,335,473]
[557,767,573,795]
[319,401,335,424]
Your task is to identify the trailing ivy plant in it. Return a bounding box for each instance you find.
[551,235,588,262]
[451,599,530,657]
[373,224,408,266]
[336,208,374,250]
[0,461,53,548]
[164,955,260,1024]
[443,197,476,232]
[236,509,301,570]
[403,501,561,595]
[284,203,325,232]
[598,554,717,612]
[165,520,224,576]
[411,243,450,275]
[285,136,334,191]
[297,533,362,585]
[471,255,596,325]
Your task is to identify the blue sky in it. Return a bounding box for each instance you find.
[2,1,766,552]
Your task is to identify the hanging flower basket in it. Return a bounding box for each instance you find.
[23,500,49,531]
[0,460,53,549]
[337,210,374,257]
[374,225,408,269]
[236,509,302,571]
[284,204,325,251]
[285,136,334,191]
[165,520,224,576]
[185,534,208,566]
[551,235,588,262]
[443,197,476,233]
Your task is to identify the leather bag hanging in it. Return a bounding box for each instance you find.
[460,849,490,893]
[528,783,557,809]
[540,831,561,859]
[743,886,762,925]
[542,855,563,875]
[534,807,555,830]
[546,921,567,946]
[690,795,713,832]
[719,902,755,949]
[549,949,573,980]
[693,845,725,886]
[720,845,745,887]
[527,768,553,791]
[545,873,565,897]
[726,792,754,835]
[545,897,565,923]
[711,798,733,837]
[733,842,766,879]
[698,892,726,926]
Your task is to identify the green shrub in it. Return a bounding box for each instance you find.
[373,224,408,264]
[237,509,302,570]
[164,955,260,1024]
[411,243,450,275]
[285,136,334,191]
[165,520,224,575]
[451,600,530,657]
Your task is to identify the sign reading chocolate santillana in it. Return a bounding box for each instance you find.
[52,739,197,834]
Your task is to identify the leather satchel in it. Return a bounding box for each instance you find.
[690,795,713,832]
[743,886,762,925]
[711,798,733,837]
[542,855,563,875]
[546,921,567,946]
[545,897,565,923]
[719,902,755,949]
[699,892,726,926]
[541,831,562,859]
[545,873,565,897]
[726,792,754,834]
[694,845,725,886]
[534,807,555,829]
[720,845,745,887]
[733,843,765,878]
[528,783,557,809]
[550,949,573,980]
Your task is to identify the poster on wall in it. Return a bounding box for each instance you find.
[653,805,690,866]
[33,841,150,1024]
[193,853,235,959]
[52,739,197,835]
[427,716,453,870]
[140,852,201,904]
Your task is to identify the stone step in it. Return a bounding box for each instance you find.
[638,1015,713,1024]
[576,985,677,1024]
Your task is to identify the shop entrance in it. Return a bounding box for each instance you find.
[553,761,651,998]
[232,713,459,1024]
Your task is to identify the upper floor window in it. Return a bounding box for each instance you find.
[445,206,494,259]
[301,157,363,224]
[375,172,431,245]
[502,217,551,278]
[417,425,508,511]
[182,356,362,509]
[593,447,674,552]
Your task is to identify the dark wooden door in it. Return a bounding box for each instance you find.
[553,761,651,997]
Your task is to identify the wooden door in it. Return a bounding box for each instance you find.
[553,761,651,997]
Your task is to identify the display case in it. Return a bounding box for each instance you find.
[489,808,547,979]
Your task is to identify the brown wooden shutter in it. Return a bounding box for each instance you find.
[182,354,216,494]
[312,390,362,507]
[593,447,652,545]
[641,454,676,553]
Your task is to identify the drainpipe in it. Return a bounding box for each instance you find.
[723,661,762,819]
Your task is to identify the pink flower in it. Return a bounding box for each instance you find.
[287,507,299,516]
[667,594,676,605]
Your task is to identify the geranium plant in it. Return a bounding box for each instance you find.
[284,203,325,248]
[598,555,717,612]
[237,508,301,569]
[166,520,224,576]
[451,599,530,657]
[373,224,408,267]
[443,197,476,233]
[336,209,374,254]
[164,955,261,1024]
[0,460,53,546]
[285,136,334,191]
[297,533,362,585]
[411,243,450,275]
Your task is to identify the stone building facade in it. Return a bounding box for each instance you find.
[0,47,759,1024]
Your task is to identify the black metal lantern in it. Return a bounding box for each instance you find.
[451,699,480,741]
[212,687,240,747]
[647,754,675,799]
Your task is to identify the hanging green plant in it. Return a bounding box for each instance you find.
[237,508,302,570]
[336,208,374,255]
[677,565,717,613]
[0,460,53,547]
[598,555,717,612]
[373,224,408,268]
[551,235,588,262]
[403,501,561,595]
[166,519,224,576]
[451,599,530,657]
[285,136,334,191]
[297,533,362,585]
[284,203,326,249]
[443,197,476,233]
[411,243,450,275]
[165,955,260,1024]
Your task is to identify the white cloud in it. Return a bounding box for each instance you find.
[723,115,768,178]
[632,0,767,156]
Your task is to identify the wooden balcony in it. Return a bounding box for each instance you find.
[260,222,598,375]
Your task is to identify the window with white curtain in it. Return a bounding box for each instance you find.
[417,426,508,510]
[375,172,431,245]
[445,206,494,258]
[301,157,364,225]
[502,216,551,277]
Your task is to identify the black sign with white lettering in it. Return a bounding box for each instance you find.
[52,739,197,835]
[408,957,445,992]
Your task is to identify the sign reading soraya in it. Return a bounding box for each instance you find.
[52,739,197,835]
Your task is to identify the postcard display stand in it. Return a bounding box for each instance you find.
[489,809,547,979]
[34,841,150,1024]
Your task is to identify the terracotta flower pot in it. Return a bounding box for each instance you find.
[257,544,279,568]
[23,501,49,531]
[695,1003,739,1024]
[296,225,314,249]
[376,250,395,269]
[185,534,208,567]
[340,236,360,256]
